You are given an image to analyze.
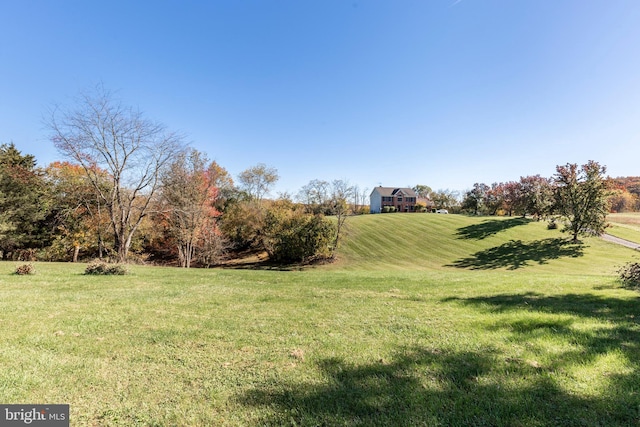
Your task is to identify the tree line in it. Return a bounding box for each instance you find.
[0,140,365,266]
[0,86,619,264]
[0,86,372,266]
[411,163,612,242]
[452,162,610,241]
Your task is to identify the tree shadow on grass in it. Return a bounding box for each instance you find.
[449,238,584,270]
[238,345,638,426]
[456,217,531,240]
[221,251,331,271]
[239,292,640,426]
[443,291,640,324]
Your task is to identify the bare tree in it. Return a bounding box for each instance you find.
[297,179,330,214]
[432,189,461,211]
[361,186,370,213]
[348,185,369,215]
[47,85,184,262]
[330,179,355,252]
[238,163,279,201]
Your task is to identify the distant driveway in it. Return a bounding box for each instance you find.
[601,233,640,250]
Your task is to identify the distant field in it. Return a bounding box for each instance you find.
[608,212,640,244]
[1,214,639,426]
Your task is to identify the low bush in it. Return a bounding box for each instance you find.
[14,263,35,275]
[618,262,640,289]
[262,201,336,263]
[84,260,128,276]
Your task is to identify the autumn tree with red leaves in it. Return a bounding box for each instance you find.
[161,149,231,267]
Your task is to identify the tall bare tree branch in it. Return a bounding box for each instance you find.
[46,85,185,262]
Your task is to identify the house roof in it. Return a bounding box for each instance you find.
[371,187,418,197]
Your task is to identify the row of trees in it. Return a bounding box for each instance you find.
[0,137,352,266]
[609,177,640,212]
[460,175,556,218]
[0,85,621,264]
[0,87,368,265]
[0,138,616,263]
[459,161,610,241]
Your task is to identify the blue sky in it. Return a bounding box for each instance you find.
[1,1,639,196]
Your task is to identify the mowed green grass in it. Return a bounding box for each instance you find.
[333,213,636,273]
[608,212,640,244]
[1,214,640,426]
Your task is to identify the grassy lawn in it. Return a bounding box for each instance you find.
[608,213,640,244]
[1,214,640,425]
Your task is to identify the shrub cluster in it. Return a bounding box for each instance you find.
[84,260,128,275]
[262,201,336,263]
[14,263,35,275]
[618,262,640,289]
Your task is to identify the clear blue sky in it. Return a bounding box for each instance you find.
[2,1,639,196]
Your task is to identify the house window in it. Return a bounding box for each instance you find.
[397,197,403,202]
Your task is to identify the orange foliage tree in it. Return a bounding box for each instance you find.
[160,149,231,267]
[45,161,111,261]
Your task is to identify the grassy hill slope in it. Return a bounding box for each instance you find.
[608,212,640,243]
[333,213,637,274]
[2,215,640,425]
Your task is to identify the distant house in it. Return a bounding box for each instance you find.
[370,187,419,213]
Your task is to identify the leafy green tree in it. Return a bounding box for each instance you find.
[218,190,265,251]
[462,183,489,215]
[412,184,434,199]
[519,175,555,220]
[0,143,51,259]
[553,161,610,241]
[262,199,335,263]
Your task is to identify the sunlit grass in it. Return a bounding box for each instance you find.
[333,213,634,274]
[1,214,639,425]
[608,212,640,244]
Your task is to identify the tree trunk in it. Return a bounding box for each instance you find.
[98,238,104,259]
[115,232,130,263]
